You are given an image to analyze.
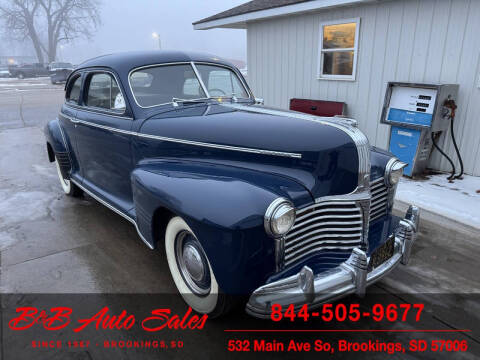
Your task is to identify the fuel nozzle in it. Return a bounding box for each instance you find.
[443,96,457,119]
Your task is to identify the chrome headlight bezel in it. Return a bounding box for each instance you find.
[264,198,296,238]
[385,158,407,187]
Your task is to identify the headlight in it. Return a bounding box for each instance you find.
[385,159,407,187]
[264,198,296,237]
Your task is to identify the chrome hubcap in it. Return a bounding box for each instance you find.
[175,231,211,296]
[183,243,205,282]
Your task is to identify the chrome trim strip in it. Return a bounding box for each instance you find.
[285,245,360,262]
[59,112,74,122]
[61,115,302,159]
[137,132,302,158]
[71,179,154,250]
[292,213,361,228]
[67,104,133,120]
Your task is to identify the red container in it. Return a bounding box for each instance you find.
[290,98,346,117]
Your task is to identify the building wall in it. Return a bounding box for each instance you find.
[246,0,480,176]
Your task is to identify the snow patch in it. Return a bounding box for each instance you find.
[396,174,480,229]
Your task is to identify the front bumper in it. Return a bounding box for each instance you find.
[246,205,420,318]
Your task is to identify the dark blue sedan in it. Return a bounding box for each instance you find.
[44,51,419,318]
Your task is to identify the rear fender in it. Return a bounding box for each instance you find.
[44,119,71,177]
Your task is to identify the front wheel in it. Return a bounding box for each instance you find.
[55,158,82,197]
[165,216,234,317]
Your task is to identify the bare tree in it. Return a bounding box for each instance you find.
[0,0,101,63]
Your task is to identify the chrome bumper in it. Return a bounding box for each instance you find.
[246,205,420,318]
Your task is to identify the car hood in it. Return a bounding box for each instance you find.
[139,103,367,200]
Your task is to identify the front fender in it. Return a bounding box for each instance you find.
[131,159,313,294]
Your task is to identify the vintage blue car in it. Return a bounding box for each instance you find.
[44,51,419,318]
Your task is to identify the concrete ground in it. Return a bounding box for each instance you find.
[0,79,479,358]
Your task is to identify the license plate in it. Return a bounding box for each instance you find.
[369,236,395,270]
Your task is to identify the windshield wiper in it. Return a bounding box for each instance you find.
[172,97,210,107]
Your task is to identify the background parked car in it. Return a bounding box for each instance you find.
[8,63,50,79]
[49,62,74,84]
[0,66,10,78]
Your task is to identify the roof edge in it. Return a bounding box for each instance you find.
[194,0,374,30]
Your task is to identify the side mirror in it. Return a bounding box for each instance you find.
[255,98,264,105]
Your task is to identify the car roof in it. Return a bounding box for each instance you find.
[77,50,236,74]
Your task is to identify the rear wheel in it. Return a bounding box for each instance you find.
[55,157,82,197]
[165,216,234,317]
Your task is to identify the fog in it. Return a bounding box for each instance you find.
[60,0,247,65]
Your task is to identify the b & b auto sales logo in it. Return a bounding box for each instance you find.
[7,305,205,351]
[9,306,207,332]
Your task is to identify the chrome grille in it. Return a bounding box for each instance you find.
[370,177,389,221]
[284,200,363,267]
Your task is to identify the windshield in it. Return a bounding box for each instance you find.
[129,63,249,108]
[195,64,249,99]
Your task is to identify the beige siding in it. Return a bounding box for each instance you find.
[247,0,480,176]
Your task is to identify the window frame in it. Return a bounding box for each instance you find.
[83,70,127,116]
[317,17,360,81]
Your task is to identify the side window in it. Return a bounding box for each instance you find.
[66,75,82,104]
[86,73,125,111]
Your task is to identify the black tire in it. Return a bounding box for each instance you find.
[165,216,236,318]
[17,72,25,79]
[55,157,83,197]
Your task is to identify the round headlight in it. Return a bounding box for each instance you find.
[264,198,296,237]
[385,159,407,187]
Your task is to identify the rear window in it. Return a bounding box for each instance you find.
[129,64,206,107]
[66,76,82,104]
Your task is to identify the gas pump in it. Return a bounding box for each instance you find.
[380,82,460,178]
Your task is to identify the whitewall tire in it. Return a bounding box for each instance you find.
[55,157,82,197]
[165,216,233,317]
